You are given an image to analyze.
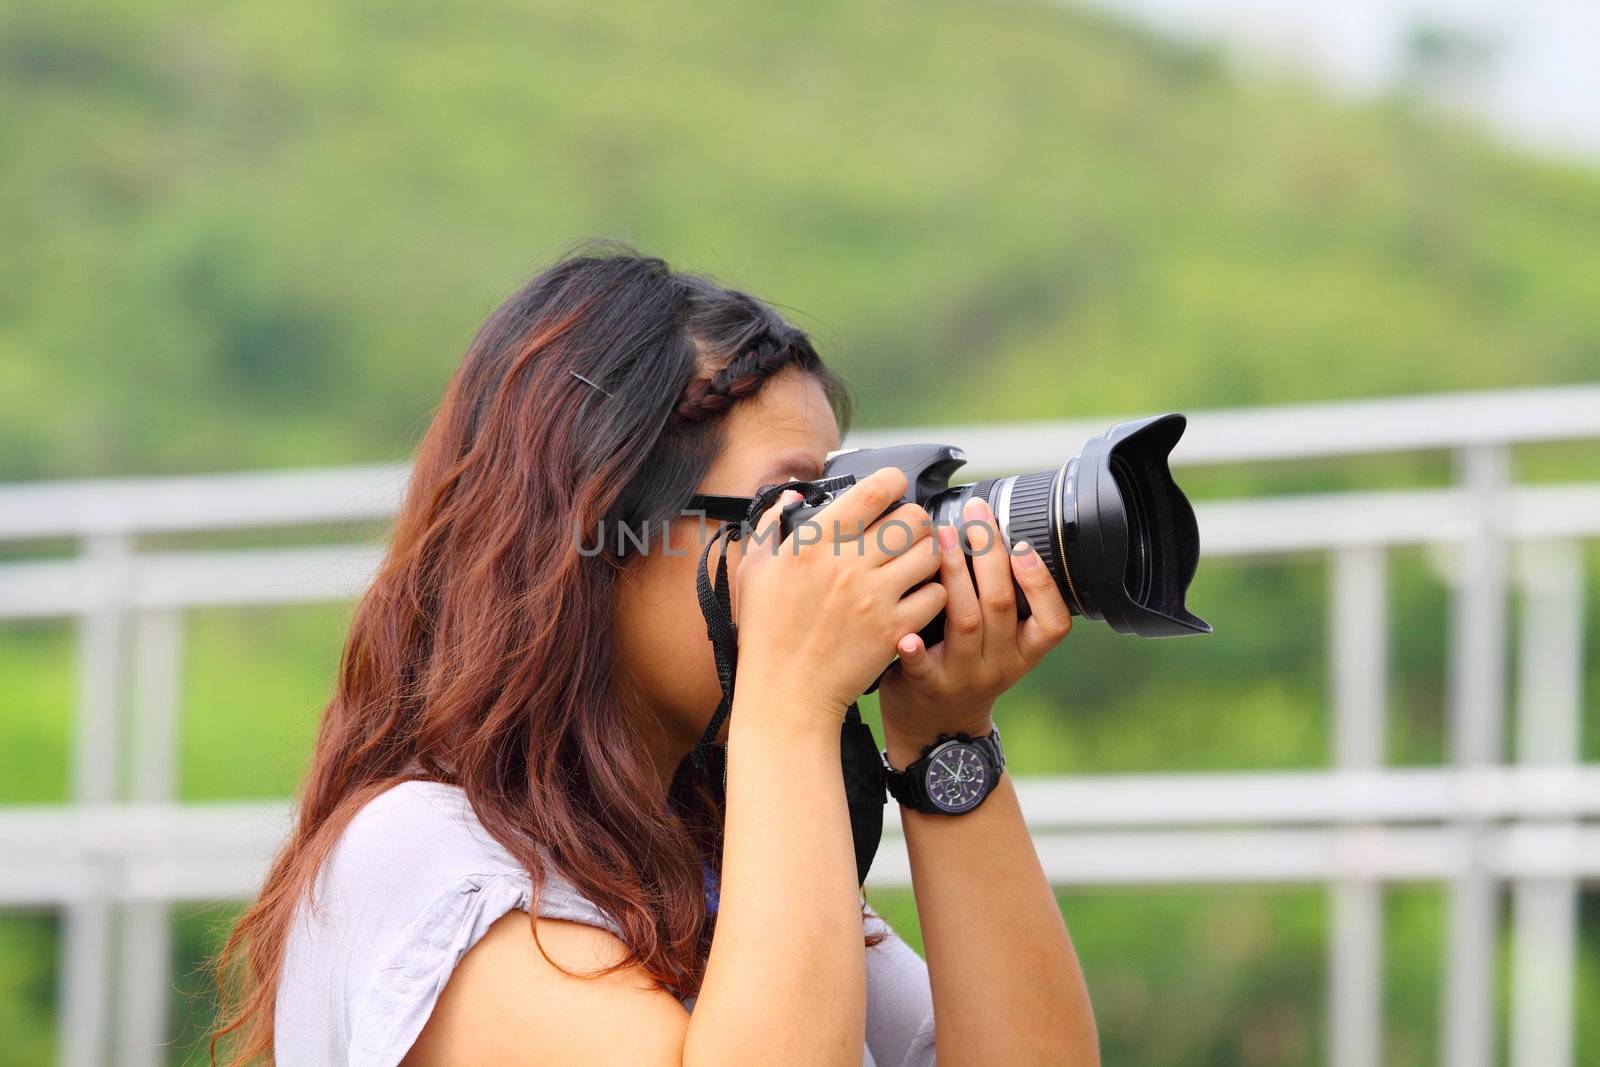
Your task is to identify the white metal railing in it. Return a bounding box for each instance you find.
[1,383,1597,1067]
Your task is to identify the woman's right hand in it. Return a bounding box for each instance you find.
[730,466,947,719]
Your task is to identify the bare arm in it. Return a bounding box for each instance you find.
[877,495,1099,1065]
[683,696,867,1064]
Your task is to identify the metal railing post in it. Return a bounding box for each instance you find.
[61,533,131,1067]
[1328,543,1387,1067]
[1442,444,1509,1067]
[118,607,185,1067]
[1508,541,1583,1067]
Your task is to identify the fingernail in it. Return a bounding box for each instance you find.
[1014,541,1038,567]
[781,489,802,505]
[898,635,919,655]
[936,525,957,551]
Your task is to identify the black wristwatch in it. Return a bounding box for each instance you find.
[881,725,1005,816]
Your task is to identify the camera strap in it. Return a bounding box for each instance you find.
[684,477,886,887]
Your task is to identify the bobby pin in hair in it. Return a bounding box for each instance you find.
[569,370,614,399]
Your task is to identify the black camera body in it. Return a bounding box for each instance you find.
[781,413,1210,640]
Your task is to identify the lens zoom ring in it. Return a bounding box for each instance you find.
[1001,470,1061,579]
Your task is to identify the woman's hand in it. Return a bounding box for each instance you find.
[731,466,947,721]
[878,495,1072,762]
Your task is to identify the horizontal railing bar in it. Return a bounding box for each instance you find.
[2,768,1598,902]
[971,766,1600,827]
[5,386,1600,541]
[0,860,274,907]
[0,546,383,619]
[873,823,1600,887]
[850,384,1600,471]
[0,801,291,853]
[0,464,410,541]
[4,486,1599,619]
[0,802,289,906]
[1197,484,1600,555]
[2,822,1595,902]
[16,766,1597,852]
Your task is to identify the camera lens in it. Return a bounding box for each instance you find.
[924,414,1209,639]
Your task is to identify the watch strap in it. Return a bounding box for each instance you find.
[882,759,925,809]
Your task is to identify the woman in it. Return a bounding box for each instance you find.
[211,246,1098,1066]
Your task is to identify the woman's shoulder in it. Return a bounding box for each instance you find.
[277,780,626,1066]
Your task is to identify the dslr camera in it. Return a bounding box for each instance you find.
[780,413,1210,640]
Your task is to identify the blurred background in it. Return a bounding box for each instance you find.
[2,0,1598,1064]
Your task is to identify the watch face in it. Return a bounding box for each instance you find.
[923,741,990,813]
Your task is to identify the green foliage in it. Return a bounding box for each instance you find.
[0,913,58,1067]
[0,622,74,803]
[2,0,1599,482]
[179,603,344,800]
[4,0,1600,1063]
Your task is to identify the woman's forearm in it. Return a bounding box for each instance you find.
[682,688,866,1067]
[889,733,1098,1065]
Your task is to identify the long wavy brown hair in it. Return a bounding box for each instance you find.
[209,244,851,1065]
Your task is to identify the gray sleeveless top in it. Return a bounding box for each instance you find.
[276,780,937,1066]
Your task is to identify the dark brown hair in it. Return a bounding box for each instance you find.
[209,243,851,1064]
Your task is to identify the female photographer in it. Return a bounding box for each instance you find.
[211,247,1098,1066]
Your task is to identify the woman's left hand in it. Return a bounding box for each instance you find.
[877,495,1073,761]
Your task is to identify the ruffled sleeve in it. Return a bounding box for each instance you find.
[276,780,631,1067]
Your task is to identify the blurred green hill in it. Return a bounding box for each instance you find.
[3,1,1600,1065]
[2,0,1599,482]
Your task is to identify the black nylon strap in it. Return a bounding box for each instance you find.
[688,524,740,770]
[683,473,886,885]
[839,702,885,884]
[688,472,854,767]
[685,473,859,531]
[685,495,752,524]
